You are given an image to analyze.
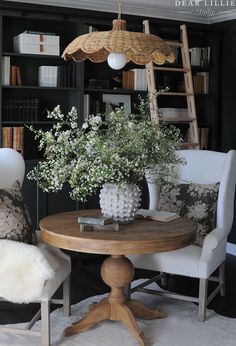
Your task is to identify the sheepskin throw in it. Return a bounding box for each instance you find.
[0,181,37,244]
[0,240,56,303]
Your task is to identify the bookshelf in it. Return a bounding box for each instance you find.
[0,13,83,159]
[0,5,85,229]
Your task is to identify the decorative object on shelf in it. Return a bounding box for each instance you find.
[102,93,131,116]
[62,0,175,70]
[88,79,110,89]
[13,31,60,56]
[27,95,184,222]
[99,183,141,223]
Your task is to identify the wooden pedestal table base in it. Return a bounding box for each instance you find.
[64,255,165,346]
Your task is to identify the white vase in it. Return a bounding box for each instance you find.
[145,166,161,210]
[99,183,141,223]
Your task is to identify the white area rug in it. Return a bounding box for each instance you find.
[0,279,235,346]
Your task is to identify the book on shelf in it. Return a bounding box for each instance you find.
[13,127,24,154]
[84,94,90,120]
[16,66,22,86]
[189,46,210,67]
[23,30,57,36]
[2,127,24,155]
[2,98,39,121]
[87,25,98,33]
[193,72,209,94]
[130,68,147,90]
[38,65,58,87]
[10,65,22,86]
[78,215,113,226]
[2,127,13,148]
[136,209,180,222]
[122,71,134,90]
[38,65,75,87]
[2,56,10,86]
[198,127,209,150]
[11,65,17,86]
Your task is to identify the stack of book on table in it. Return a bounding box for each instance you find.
[78,215,119,232]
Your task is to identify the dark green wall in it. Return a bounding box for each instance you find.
[212,20,236,244]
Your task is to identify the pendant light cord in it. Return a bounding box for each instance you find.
[118,0,122,19]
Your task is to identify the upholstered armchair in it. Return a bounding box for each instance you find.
[0,148,71,346]
[128,149,236,321]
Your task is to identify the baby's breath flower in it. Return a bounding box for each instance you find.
[27,99,184,202]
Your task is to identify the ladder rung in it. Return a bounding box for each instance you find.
[165,40,183,47]
[159,117,195,123]
[154,66,190,73]
[161,92,194,96]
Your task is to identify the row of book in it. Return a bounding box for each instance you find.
[2,56,76,88]
[2,57,22,86]
[122,69,147,91]
[2,98,39,121]
[2,127,24,155]
[38,64,76,87]
[189,47,211,67]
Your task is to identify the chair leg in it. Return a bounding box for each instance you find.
[63,275,71,316]
[219,261,226,296]
[198,278,208,322]
[41,301,50,346]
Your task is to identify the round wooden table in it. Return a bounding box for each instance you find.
[40,210,196,346]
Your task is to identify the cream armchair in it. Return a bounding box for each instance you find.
[0,148,71,346]
[128,149,236,321]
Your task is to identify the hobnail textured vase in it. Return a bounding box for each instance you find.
[99,183,141,223]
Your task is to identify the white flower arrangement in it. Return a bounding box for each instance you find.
[27,97,184,202]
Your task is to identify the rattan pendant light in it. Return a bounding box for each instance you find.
[62,0,175,69]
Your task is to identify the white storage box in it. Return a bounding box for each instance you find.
[13,32,60,56]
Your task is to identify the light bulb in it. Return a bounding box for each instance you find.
[107,52,126,70]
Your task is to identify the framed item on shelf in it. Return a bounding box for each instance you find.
[102,94,131,116]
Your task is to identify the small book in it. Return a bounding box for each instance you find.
[78,215,113,226]
[136,209,180,222]
[80,223,119,232]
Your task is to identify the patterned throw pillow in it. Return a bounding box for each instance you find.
[0,181,37,244]
[158,182,219,246]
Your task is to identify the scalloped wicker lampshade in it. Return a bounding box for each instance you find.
[62,18,175,67]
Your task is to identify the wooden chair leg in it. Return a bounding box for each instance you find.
[41,300,50,346]
[219,261,226,296]
[198,278,208,322]
[63,275,71,316]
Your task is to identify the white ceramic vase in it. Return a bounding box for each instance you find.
[145,166,161,210]
[99,183,141,223]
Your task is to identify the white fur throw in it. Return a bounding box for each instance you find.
[0,240,57,303]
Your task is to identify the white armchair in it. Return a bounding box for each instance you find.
[0,148,71,345]
[128,149,236,321]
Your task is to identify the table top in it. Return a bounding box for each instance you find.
[40,210,197,256]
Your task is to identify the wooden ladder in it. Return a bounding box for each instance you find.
[144,20,200,149]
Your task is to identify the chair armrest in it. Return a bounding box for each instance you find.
[201,227,227,255]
